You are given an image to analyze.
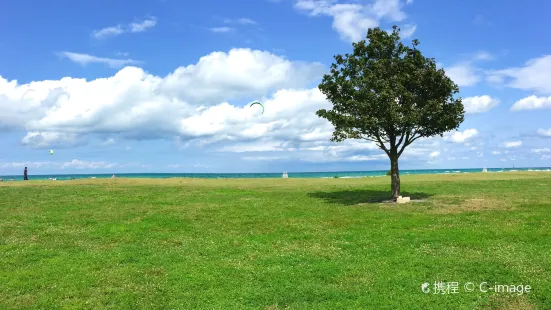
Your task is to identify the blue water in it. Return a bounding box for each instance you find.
[1,167,550,181]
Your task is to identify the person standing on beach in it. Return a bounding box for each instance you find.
[24,167,28,181]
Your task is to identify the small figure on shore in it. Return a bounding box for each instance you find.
[24,167,28,181]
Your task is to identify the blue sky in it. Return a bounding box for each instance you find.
[1,0,550,175]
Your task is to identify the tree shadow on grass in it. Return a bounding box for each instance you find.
[307,189,432,206]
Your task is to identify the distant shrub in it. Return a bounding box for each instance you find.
[386,170,391,176]
[333,176,340,178]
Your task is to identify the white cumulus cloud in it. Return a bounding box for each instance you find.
[294,0,414,42]
[443,129,478,143]
[537,128,551,137]
[445,63,480,87]
[399,24,417,38]
[511,95,551,111]
[0,48,329,151]
[487,55,551,95]
[503,140,522,148]
[463,95,499,114]
[21,131,81,149]
[129,19,157,33]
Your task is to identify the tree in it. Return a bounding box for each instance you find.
[316,26,464,201]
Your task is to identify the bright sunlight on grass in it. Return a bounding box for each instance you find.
[1,172,550,309]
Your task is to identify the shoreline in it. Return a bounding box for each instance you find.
[1,167,550,182]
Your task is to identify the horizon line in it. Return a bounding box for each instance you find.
[2,166,550,177]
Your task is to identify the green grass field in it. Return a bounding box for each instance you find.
[1,172,550,309]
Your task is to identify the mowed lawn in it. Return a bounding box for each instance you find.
[1,172,550,309]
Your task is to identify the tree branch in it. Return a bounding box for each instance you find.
[398,133,423,157]
[397,131,410,157]
[407,134,423,145]
[375,134,390,156]
[362,136,379,144]
[395,126,408,148]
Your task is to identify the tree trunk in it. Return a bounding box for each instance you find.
[390,154,400,201]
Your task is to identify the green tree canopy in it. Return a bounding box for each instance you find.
[317,25,464,200]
